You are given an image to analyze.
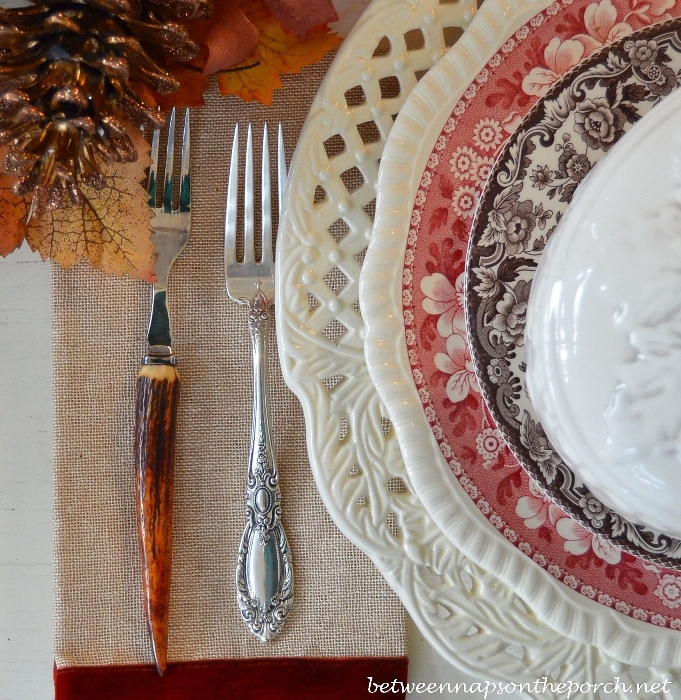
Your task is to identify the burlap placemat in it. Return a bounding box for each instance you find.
[52,56,406,668]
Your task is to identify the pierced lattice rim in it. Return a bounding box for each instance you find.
[276,0,681,687]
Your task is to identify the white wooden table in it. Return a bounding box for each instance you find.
[0,245,53,698]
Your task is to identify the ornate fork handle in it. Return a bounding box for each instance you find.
[235,287,293,641]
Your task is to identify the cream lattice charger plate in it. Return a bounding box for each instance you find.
[276,0,681,694]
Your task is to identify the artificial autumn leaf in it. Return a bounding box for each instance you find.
[206,9,260,73]
[0,129,156,282]
[0,171,27,258]
[157,65,211,110]
[264,0,338,38]
[216,2,341,105]
[188,2,260,75]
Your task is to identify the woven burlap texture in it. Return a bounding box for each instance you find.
[53,58,406,667]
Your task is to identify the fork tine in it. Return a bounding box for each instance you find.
[277,123,286,216]
[148,126,160,209]
[179,108,190,214]
[243,123,255,265]
[225,123,239,268]
[163,107,176,214]
[261,124,272,265]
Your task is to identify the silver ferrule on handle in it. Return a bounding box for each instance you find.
[144,284,176,365]
[236,287,293,641]
[144,219,190,366]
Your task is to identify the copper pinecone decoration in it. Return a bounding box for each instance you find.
[0,0,211,217]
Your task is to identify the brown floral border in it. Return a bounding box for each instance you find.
[466,17,681,567]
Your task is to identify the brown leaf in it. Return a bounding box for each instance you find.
[264,0,338,38]
[129,79,160,110]
[159,65,210,109]
[188,2,260,74]
[205,8,260,73]
[0,128,157,281]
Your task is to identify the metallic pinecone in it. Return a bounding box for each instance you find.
[0,0,212,216]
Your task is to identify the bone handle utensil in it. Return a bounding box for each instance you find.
[135,108,191,674]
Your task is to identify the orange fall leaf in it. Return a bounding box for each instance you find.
[216,8,341,105]
[0,171,27,258]
[0,129,157,282]
[164,0,341,107]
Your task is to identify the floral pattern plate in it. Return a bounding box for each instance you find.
[466,17,681,568]
[364,0,681,636]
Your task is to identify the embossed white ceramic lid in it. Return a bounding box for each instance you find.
[527,85,681,539]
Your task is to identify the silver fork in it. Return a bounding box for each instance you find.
[225,123,293,642]
[134,107,190,675]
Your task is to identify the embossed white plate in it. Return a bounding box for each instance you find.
[526,77,681,543]
[467,19,681,562]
